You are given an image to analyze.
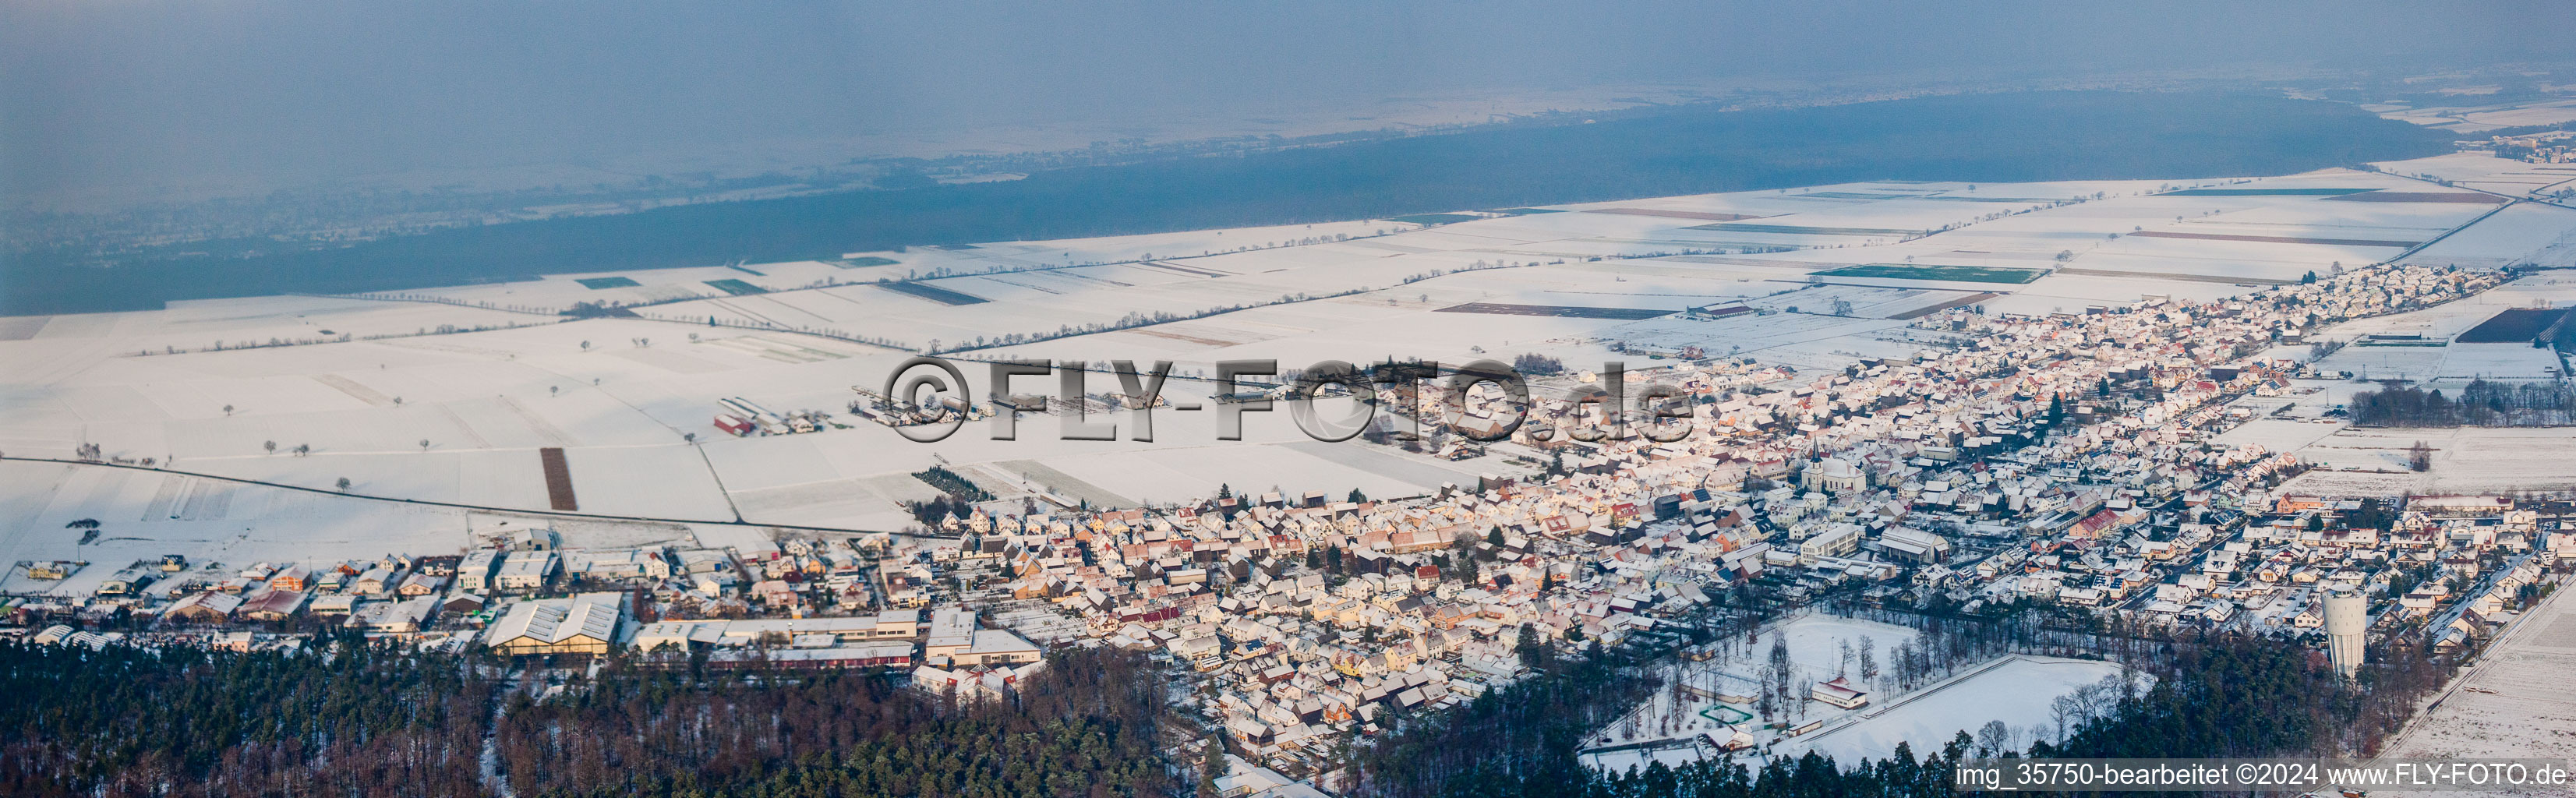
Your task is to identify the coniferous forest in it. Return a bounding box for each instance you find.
[0,640,1171,798]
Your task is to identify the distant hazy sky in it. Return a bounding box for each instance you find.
[4,1,2567,203]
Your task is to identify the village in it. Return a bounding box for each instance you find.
[8,259,2572,789]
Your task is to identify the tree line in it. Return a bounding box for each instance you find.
[2351,379,2576,426]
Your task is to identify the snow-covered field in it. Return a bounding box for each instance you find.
[2377,97,2576,135]
[1584,613,2133,775]
[4,157,2556,572]
[2380,152,2576,200]
[2274,424,2576,496]
[2369,574,2576,798]
[2408,203,2576,270]
[1775,655,2136,765]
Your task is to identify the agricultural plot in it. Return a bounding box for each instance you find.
[2320,191,2507,204]
[575,277,640,289]
[876,281,991,305]
[1434,302,1676,320]
[1387,214,1488,226]
[1687,222,1925,236]
[2371,152,2576,196]
[2454,308,2570,343]
[2156,188,2379,196]
[1584,208,1762,221]
[2404,202,2576,269]
[835,256,901,267]
[2125,230,2420,248]
[702,278,767,296]
[1809,263,2047,284]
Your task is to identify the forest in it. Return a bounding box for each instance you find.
[0,639,1173,798]
[1355,608,2455,798]
[0,634,492,798]
[2349,379,2576,426]
[2,90,2454,315]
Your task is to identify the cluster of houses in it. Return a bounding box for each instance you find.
[9,263,2572,786]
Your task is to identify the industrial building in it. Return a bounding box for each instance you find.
[484,592,627,656]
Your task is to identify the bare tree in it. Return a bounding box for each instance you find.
[1976,719,2010,757]
[222,404,235,416]
[419,439,431,452]
[336,477,352,492]
[263,440,277,455]
[1858,635,1879,688]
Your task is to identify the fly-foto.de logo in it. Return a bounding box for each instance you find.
[874,356,1698,444]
